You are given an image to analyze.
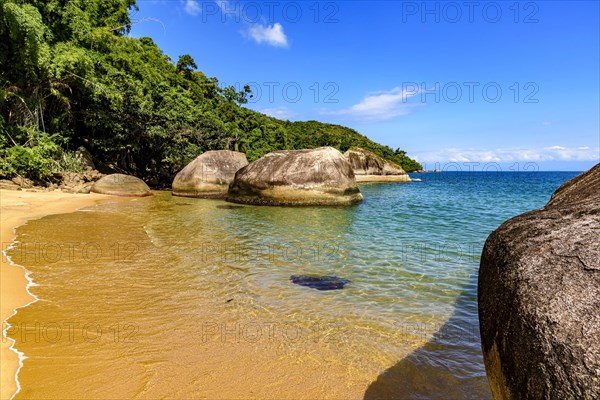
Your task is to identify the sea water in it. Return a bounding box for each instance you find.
[6,171,579,399]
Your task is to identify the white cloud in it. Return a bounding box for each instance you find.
[246,23,288,47]
[413,146,600,163]
[183,0,201,16]
[542,145,600,160]
[201,1,290,48]
[321,86,421,121]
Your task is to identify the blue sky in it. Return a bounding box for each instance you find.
[131,1,599,171]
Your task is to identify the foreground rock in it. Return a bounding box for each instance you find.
[344,148,411,182]
[227,147,363,206]
[172,150,248,198]
[91,174,152,197]
[479,164,600,399]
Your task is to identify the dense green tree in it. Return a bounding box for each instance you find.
[0,0,421,185]
[176,54,197,80]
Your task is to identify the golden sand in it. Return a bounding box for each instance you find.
[0,189,111,400]
[1,189,432,399]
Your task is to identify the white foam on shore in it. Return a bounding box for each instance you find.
[2,231,40,400]
[2,202,105,400]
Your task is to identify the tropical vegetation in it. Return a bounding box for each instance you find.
[0,0,421,185]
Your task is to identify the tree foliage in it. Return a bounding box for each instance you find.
[0,0,421,184]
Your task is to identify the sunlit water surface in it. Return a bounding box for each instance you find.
[7,171,578,399]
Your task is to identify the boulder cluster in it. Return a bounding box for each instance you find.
[1,146,413,204]
[171,147,411,206]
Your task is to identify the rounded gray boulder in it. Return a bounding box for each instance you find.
[344,148,411,182]
[90,173,152,197]
[172,150,248,198]
[226,147,363,206]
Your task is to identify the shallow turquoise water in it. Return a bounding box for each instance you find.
[9,170,579,398]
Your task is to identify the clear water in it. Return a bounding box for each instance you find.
[7,171,579,399]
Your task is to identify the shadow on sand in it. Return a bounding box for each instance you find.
[364,275,492,399]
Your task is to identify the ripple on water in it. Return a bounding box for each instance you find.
[6,172,579,398]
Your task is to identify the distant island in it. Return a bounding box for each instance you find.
[0,1,421,187]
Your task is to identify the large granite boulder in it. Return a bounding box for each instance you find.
[172,150,248,198]
[344,148,411,182]
[91,173,152,197]
[478,164,600,399]
[226,147,363,206]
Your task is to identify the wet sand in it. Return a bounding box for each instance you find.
[0,190,110,400]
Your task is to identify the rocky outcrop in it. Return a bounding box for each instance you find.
[226,147,363,206]
[344,148,411,182]
[478,163,600,399]
[59,170,104,193]
[0,171,104,193]
[10,176,34,188]
[75,146,95,170]
[0,179,21,190]
[172,150,248,198]
[91,173,152,197]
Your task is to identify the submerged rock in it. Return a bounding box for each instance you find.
[172,150,248,198]
[91,173,152,197]
[478,164,600,399]
[290,275,351,290]
[344,148,411,182]
[227,147,363,206]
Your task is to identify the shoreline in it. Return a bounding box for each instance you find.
[0,189,116,400]
[355,174,412,182]
[0,189,388,399]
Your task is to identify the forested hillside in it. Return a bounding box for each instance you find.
[0,0,421,185]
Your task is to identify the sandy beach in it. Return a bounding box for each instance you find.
[0,188,386,399]
[0,184,494,399]
[0,189,109,400]
[0,189,419,399]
